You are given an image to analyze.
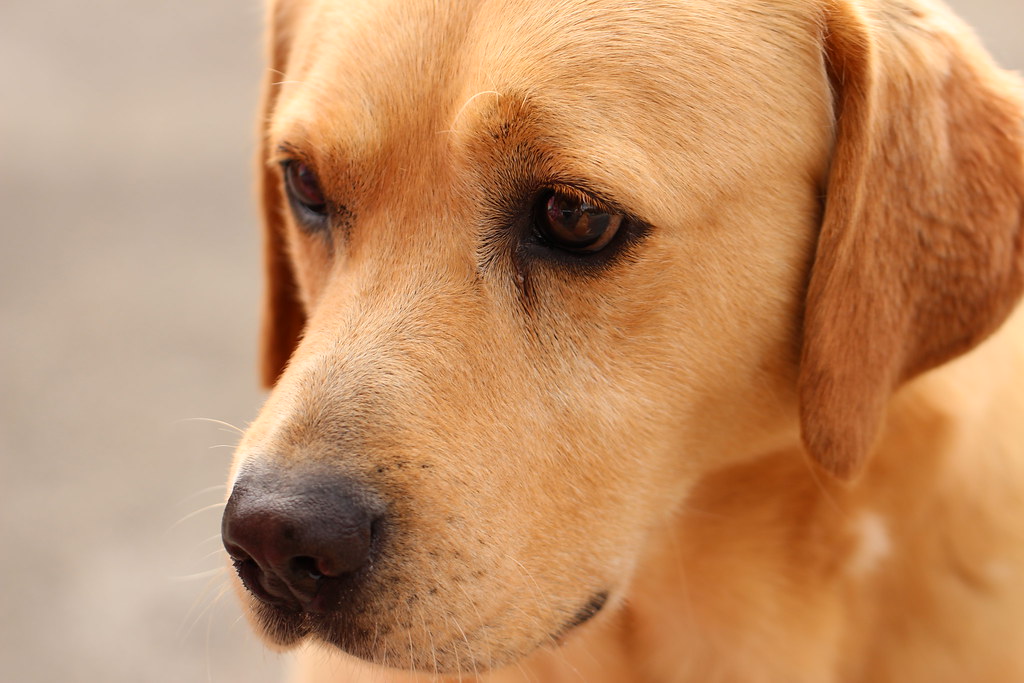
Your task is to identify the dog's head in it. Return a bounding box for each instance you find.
[223,0,1024,673]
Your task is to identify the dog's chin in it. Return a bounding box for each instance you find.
[245,599,500,673]
[245,589,612,675]
[248,601,309,651]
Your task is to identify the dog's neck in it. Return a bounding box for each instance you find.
[596,305,1024,683]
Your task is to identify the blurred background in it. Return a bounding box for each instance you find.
[0,1,1021,682]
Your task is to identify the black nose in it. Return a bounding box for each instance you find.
[221,469,382,613]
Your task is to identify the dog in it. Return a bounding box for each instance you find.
[221,0,1024,680]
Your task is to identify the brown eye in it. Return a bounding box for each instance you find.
[283,161,327,216]
[539,191,623,253]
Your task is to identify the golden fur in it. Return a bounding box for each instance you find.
[227,0,1024,680]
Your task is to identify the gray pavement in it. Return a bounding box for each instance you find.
[1,1,1021,682]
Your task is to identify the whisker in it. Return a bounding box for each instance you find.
[439,611,463,682]
[505,553,555,615]
[504,551,590,679]
[205,583,232,683]
[453,581,494,674]
[371,615,382,670]
[228,612,249,633]
[178,574,229,642]
[416,603,441,682]
[179,484,229,503]
[176,417,245,435]
[198,547,229,563]
[440,90,501,136]
[169,502,227,531]
[514,658,540,683]
[193,532,227,548]
[407,621,417,674]
[178,536,228,567]
[171,567,227,583]
[451,616,479,681]
[552,635,587,682]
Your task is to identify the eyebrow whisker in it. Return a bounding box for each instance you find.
[449,90,503,133]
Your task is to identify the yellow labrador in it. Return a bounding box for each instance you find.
[222,0,1024,680]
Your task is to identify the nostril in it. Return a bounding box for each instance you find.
[290,555,324,581]
[234,557,258,584]
[223,540,252,566]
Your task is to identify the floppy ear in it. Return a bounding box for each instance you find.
[800,1,1024,479]
[257,1,306,388]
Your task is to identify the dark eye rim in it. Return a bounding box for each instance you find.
[520,185,648,272]
[280,159,330,230]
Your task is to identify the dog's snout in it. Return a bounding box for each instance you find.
[221,470,382,613]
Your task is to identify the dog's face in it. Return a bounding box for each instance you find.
[223,0,1024,674]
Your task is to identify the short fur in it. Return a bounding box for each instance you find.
[228,0,1024,680]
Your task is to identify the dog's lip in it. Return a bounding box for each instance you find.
[552,591,610,642]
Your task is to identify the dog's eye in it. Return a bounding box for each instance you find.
[283,161,327,218]
[537,191,623,253]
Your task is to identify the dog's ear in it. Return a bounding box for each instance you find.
[799,1,1024,479]
[257,2,306,388]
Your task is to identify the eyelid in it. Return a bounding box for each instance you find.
[547,184,604,210]
[544,183,638,225]
[268,143,309,168]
